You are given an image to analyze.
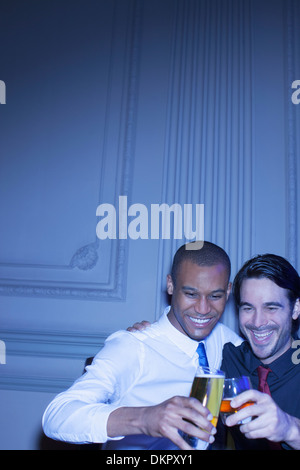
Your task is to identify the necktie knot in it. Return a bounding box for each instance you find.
[257,365,272,394]
[196,342,209,367]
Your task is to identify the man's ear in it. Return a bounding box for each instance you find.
[292,298,300,320]
[226,282,232,300]
[166,274,174,296]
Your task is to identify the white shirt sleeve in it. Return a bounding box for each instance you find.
[42,331,144,444]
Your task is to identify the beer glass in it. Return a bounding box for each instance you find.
[220,376,254,424]
[181,366,225,449]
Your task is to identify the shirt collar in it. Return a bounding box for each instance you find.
[159,306,205,359]
[242,342,262,374]
[243,341,295,378]
[262,346,296,378]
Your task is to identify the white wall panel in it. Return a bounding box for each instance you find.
[154,0,254,331]
[286,0,300,269]
[0,0,144,301]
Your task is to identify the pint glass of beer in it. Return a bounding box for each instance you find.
[181,366,225,449]
[220,376,254,424]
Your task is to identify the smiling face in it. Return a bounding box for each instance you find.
[167,260,231,341]
[239,277,300,364]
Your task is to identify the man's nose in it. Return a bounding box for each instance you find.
[195,297,211,315]
[252,309,268,328]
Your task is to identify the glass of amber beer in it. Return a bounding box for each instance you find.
[220,376,254,424]
[181,366,225,449]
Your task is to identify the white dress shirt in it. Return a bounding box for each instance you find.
[42,307,242,449]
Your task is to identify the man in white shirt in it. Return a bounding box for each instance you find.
[42,241,242,450]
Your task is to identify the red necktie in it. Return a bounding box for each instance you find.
[257,365,272,394]
[257,366,282,450]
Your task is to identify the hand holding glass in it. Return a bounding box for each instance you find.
[181,366,225,449]
[220,376,254,424]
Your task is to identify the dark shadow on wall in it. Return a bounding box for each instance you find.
[39,432,82,450]
[39,431,101,450]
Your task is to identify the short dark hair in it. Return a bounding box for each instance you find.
[170,241,231,286]
[233,253,300,308]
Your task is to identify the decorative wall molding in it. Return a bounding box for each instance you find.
[155,0,254,332]
[0,375,73,394]
[0,0,143,301]
[285,0,298,268]
[0,328,107,392]
[0,328,107,359]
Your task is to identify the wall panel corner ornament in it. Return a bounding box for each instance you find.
[69,241,99,271]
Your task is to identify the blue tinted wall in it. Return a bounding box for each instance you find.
[0,0,299,449]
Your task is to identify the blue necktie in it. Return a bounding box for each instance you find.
[176,342,209,449]
[196,342,209,367]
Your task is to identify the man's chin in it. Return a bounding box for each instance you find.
[245,337,275,362]
[187,323,216,341]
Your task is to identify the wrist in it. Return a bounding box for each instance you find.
[283,415,300,450]
[107,406,148,438]
[126,406,150,435]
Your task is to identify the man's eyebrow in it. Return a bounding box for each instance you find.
[263,301,284,308]
[181,286,198,292]
[239,301,253,307]
[239,301,284,308]
[181,286,226,294]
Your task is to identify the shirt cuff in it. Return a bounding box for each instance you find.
[91,403,125,443]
